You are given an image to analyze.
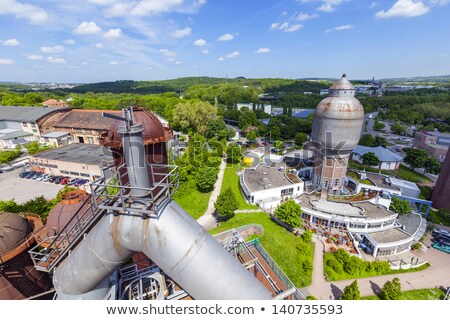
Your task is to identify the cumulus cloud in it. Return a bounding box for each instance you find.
[63,39,76,45]
[104,28,123,39]
[295,12,319,21]
[0,0,48,24]
[317,0,344,12]
[202,49,209,54]
[3,39,20,46]
[105,0,206,17]
[170,27,192,38]
[47,57,67,64]
[255,48,270,54]
[109,61,118,65]
[271,22,303,32]
[27,54,44,60]
[376,0,429,18]
[325,24,354,32]
[369,2,377,8]
[217,33,234,41]
[73,21,102,34]
[159,49,176,57]
[226,51,240,59]
[41,45,65,53]
[218,56,225,61]
[0,59,15,65]
[193,38,206,46]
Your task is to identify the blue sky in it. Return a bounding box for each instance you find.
[0,0,449,83]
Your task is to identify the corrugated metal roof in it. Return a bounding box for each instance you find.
[292,109,315,118]
[0,106,64,123]
[42,131,70,138]
[0,130,32,141]
[353,145,403,162]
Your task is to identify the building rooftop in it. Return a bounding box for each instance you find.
[0,130,33,141]
[243,165,294,193]
[362,172,401,192]
[298,193,394,220]
[0,106,64,123]
[42,131,70,139]
[54,109,121,130]
[292,109,315,119]
[388,177,420,191]
[366,227,411,244]
[353,145,403,162]
[32,143,113,166]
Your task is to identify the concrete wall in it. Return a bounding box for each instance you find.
[29,157,103,180]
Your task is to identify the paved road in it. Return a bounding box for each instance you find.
[197,159,227,230]
[306,235,450,299]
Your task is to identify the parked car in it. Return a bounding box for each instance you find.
[54,176,64,184]
[23,171,35,179]
[74,179,89,186]
[19,171,31,178]
[59,177,70,185]
[47,175,57,183]
[432,243,450,254]
[433,228,450,237]
[30,173,42,180]
[67,178,79,185]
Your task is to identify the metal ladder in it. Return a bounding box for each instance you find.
[28,195,109,273]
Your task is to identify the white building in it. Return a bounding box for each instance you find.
[236,103,272,115]
[352,145,403,170]
[240,165,304,211]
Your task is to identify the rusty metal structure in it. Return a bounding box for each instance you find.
[310,74,364,195]
[0,212,52,299]
[431,148,450,210]
[28,107,272,300]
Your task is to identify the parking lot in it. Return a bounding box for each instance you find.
[0,168,64,204]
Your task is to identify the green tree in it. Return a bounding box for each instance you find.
[274,140,283,150]
[295,132,308,147]
[0,149,21,164]
[404,148,429,169]
[389,197,412,215]
[359,134,375,147]
[274,199,302,228]
[214,187,238,220]
[381,277,401,300]
[225,144,242,164]
[373,119,385,131]
[172,101,217,135]
[374,136,388,148]
[341,280,361,300]
[196,166,219,192]
[424,157,442,174]
[362,152,380,166]
[391,122,407,135]
[238,109,259,130]
[24,141,52,155]
[246,130,257,141]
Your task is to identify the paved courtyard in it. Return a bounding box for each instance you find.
[0,168,63,204]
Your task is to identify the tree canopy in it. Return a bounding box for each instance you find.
[341,280,360,300]
[362,152,380,166]
[381,277,401,300]
[389,197,412,215]
[214,187,238,220]
[404,148,429,169]
[274,199,302,228]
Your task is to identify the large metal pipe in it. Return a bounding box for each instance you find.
[53,201,272,299]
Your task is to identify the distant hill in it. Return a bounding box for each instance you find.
[380,75,450,84]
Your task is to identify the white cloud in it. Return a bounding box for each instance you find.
[104,28,123,39]
[82,61,88,65]
[3,39,20,47]
[95,43,104,48]
[255,48,270,54]
[73,21,102,34]
[0,0,48,24]
[295,12,319,21]
[376,0,429,18]
[86,0,118,4]
[326,24,354,32]
[428,0,450,5]
[105,0,205,17]
[63,39,76,45]
[170,27,192,38]
[271,22,303,32]
[47,57,67,64]
[218,56,225,61]
[202,49,209,54]
[159,49,176,57]
[109,61,118,65]
[226,51,240,59]
[217,33,234,41]
[175,61,181,64]
[0,59,15,65]
[193,38,206,46]
[3,39,20,46]
[314,0,344,12]
[369,2,377,8]
[41,45,65,53]
[27,54,44,60]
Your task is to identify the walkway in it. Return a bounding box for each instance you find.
[197,159,227,230]
[306,236,450,299]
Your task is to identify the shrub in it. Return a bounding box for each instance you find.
[341,280,360,300]
[381,278,401,300]
[274,199,302,228]
[214,187,238,220]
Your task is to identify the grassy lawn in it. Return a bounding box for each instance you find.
[222,164,258,210]
[347,171,375,185]
[210,212,313,287]
[362,288,445,300]
[173,182,211,220]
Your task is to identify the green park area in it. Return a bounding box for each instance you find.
[221,164,258,210]
[362,288,446,300]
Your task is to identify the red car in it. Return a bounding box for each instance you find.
[59,177,70,185]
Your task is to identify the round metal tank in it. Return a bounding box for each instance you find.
[0,212,32,257]
[311,74,364,157]
[45,190,90,237]
[100,107,174,186]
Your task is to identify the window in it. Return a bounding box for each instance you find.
[69,171,80,176]
[60,170,70,174]
[281,188,293,197]
[334,178,340,187]
[22,122,28,127]
[32,129,38,133]
[88,137,94,144]
[324,180,329,188]
[80,173,90,177]
[44,137,49,142]
[49,164,58,169]
[31,123,36,128]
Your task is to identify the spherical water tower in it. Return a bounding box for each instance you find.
[310,74,364,194]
